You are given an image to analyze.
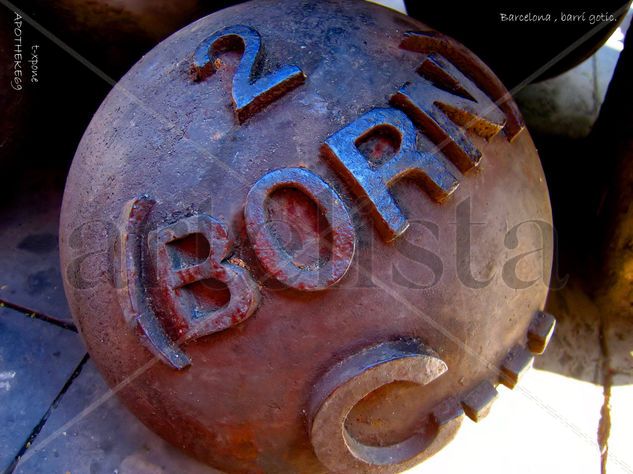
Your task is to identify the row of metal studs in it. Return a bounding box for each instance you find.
[448,311,557,423]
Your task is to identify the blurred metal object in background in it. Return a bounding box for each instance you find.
[404,1,632,87]
[0,1,240,170]
[22,0,243,77]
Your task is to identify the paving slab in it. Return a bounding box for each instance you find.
[0,306,85,472]
[14,360,220,474]
[0,169,72,322]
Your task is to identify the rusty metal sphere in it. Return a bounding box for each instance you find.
[60,1,555,472]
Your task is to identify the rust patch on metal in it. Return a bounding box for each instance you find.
[322,108,459,242]
[398,31,525,141]
[244,167,355,291]
[191,24,306,123]
[149,214,260,341]
[116,196,191,369]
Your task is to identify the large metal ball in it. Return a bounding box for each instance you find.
[60,1,555,472]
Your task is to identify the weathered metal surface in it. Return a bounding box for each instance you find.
[245,167,356,290]
[192,24,306,123]
[308,340,460,473]
[60,1,554,472]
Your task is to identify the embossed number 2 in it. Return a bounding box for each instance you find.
[191,25,306,123]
